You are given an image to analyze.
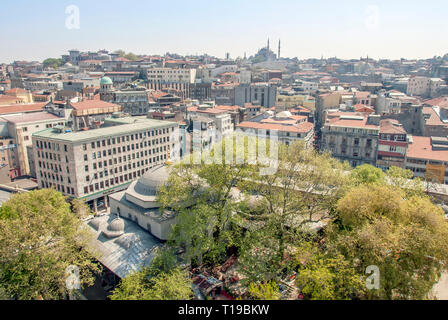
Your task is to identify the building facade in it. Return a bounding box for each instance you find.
[32,116,180,212]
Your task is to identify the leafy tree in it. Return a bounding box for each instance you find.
[349,164,385,185]
[110,268,192,300]
[43,58,63,69]
[158,137,256,266]
[0,189,99,300]
[329,183,448,299]
[248,281,281,300]
[294,243,365,300]
[110,249,193,300]
[124,53,139,61]
[237,141,350,282]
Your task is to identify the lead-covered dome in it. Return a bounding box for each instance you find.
[134,165,169,196]
[100,76,113,85]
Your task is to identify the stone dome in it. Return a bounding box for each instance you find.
[134,165,169,196]
[100,76,113,85]
[102,215,125,239]
[276,111,292,119]
[108,217,125,232]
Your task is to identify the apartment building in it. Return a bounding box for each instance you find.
[320,114,381,167]
[237,110,315,148]
[147,67,196,86]
[405,136,448,184]
[407,76,445,98]
[376,119,408,170]
[0,112,67,177]
[32,116,180,212]
[186,105,234,140]
[234,83,277,108]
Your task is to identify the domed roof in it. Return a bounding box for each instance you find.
[134,165,170,196]
[100,76,113,85]
[102,215,125,239]
[108,217,125,233]
[276,111,292,119]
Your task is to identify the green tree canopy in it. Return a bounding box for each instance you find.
[110,249,193,300]
[43,58,63,69]
[0,189,99,300]
[329,183,448,299]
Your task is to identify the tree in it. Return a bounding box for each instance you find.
[248,281,281,300]
[237,141,351,282]
[158,137,255,266]
[110,249,193,300]
[43,58,63,69]
[329,183,448,299]
[294,243,365,300]
[0,189,99,300]
[349,164,385,186]
[124,53,139,61]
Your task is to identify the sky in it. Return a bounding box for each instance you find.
[1,0,448,63]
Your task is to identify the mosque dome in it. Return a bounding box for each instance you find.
[102,216,125,238]
[276,111,292,119]
[108,217,125,233]
[100,76,113,85]
[134,165,169,196]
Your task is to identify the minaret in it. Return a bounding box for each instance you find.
[278,39,281,59]
[267,38,270,52]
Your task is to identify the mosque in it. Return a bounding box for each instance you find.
[108,165,177,241]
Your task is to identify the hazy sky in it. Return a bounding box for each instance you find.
[1,0,448,63]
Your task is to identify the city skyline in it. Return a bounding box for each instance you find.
[1,0,448,63]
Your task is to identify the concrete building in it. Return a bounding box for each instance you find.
[109,165,177,241]
[186,105,234,140]
[147,67,196,86]
[0,112,67,177]
[237,110,315,148]
[211,83,236,105]
[234,83,277,108]
[100,76,150,115]
[32,116,180,212]
[321,114,381,167]
[405,136,448,184]
[376,119,408,170]
[407,76,445,98]
[315,92,342,127]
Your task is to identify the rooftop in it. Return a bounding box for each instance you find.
[84,213,161,279]
[238,121,314,134]
[33,117,177,143]
[407,136,448,162]
[0,112,62,124]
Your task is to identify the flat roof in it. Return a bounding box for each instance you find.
[32,117,178,143]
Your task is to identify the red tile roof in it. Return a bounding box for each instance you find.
[187,106,229,115]
[424,97,448,108]
[5,88,28,95]
[379,119,407,134]
[327,116,379,129]
[422,106,444,126]
[0,103,47,115]
[407,136,448,162]
[70,99,120,111]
